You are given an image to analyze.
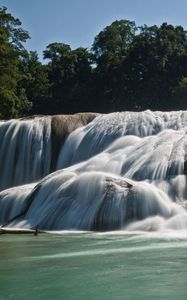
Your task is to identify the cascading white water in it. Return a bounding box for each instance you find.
[0,117,51,191]
[7,171,185,231]
[0,113,98,191]
[1,110,187,232]
[57,110,187,169]
[0,183,35,224]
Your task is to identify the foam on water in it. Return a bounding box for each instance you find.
[4,171,187,231]
[0,117,51,190]
[1,111,187,232]
[0,183,35,224]
[57,110,187,168]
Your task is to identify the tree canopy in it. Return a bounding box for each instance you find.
[1,6,187,119]
[0,6,31,119]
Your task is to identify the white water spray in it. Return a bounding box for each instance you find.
[1,111,187,232]
[0,117,51,190]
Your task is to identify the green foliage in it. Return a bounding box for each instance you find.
[125,23,187,109]
[1,6,187,118]
[90,20,137,111]
[92,20,136,67]
[0,6,31,119]
[91,21,187,111]
[18,51,50,113]
[43,43,93,113]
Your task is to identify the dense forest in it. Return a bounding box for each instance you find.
[1,6,187,119]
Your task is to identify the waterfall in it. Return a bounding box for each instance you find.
[0,113,98,191]
[0,183,34,224]
[1,110,187,232]
[57,110,187,168]
[0,117,51,191]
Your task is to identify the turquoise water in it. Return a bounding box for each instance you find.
[1,232,187,300]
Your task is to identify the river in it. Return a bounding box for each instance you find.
[1,231,187,300]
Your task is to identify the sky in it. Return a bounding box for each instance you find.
[2,0,187,61]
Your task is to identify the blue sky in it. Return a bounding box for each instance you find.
[2,0,187,60]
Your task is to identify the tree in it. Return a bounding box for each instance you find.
[43,43,93,113]
[18,51,50,114]
[125,23,187,109]
[92,20,136,68]
[0,6,31,119]
[91,20,137,111]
